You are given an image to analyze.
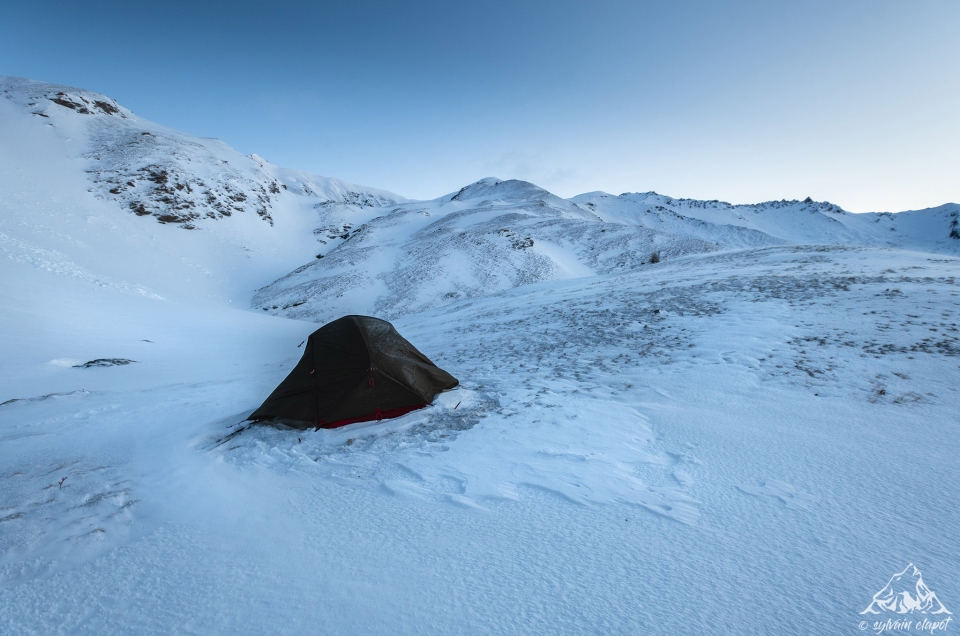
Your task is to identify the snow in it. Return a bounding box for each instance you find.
[256,182,958,326]
[0,76,405,304]
[573,191,960,255]
[253,177,720,323]
[1,77,959,634]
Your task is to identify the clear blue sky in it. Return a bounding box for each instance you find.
[2,0,957,210]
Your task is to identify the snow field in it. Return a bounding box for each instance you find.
[2,76,959,634]
[4,245,957,634]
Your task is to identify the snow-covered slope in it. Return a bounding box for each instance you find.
[2,245,958,634]
[4,74,956,322]
[573,191,960,254]
[253,178,721,323]
[0,76,405,303]
[256,179,959,324]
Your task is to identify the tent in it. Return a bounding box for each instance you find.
[250,315,458,429]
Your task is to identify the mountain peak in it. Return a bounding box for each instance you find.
[447,178,550,203]
[2,75,406,231]
[1,75,132,119]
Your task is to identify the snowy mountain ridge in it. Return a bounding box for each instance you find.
[3,75,958,316]
[251,177,723,323]
[1,76,404,230]
[573,190,960,252]
[0,76,407,304]
[255,176,959,324]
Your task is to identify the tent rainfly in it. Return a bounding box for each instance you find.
[250,315,458,429]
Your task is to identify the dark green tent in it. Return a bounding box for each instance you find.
[250,315,458,429]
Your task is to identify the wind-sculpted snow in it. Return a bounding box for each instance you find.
[229,246,960,526]
[422,245,960,388]
[3,245,960,634]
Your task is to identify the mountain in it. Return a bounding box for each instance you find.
[0,76,405,303]
[255,181,959,324]
[572,191,960,254]
[862,564,952,614]
[4,75,957,320]
[251,177,721,323]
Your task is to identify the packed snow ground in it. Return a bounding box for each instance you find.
[2,246,958,634]
[1,77,959,634]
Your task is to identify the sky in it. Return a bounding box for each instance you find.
[2,0,958,211]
